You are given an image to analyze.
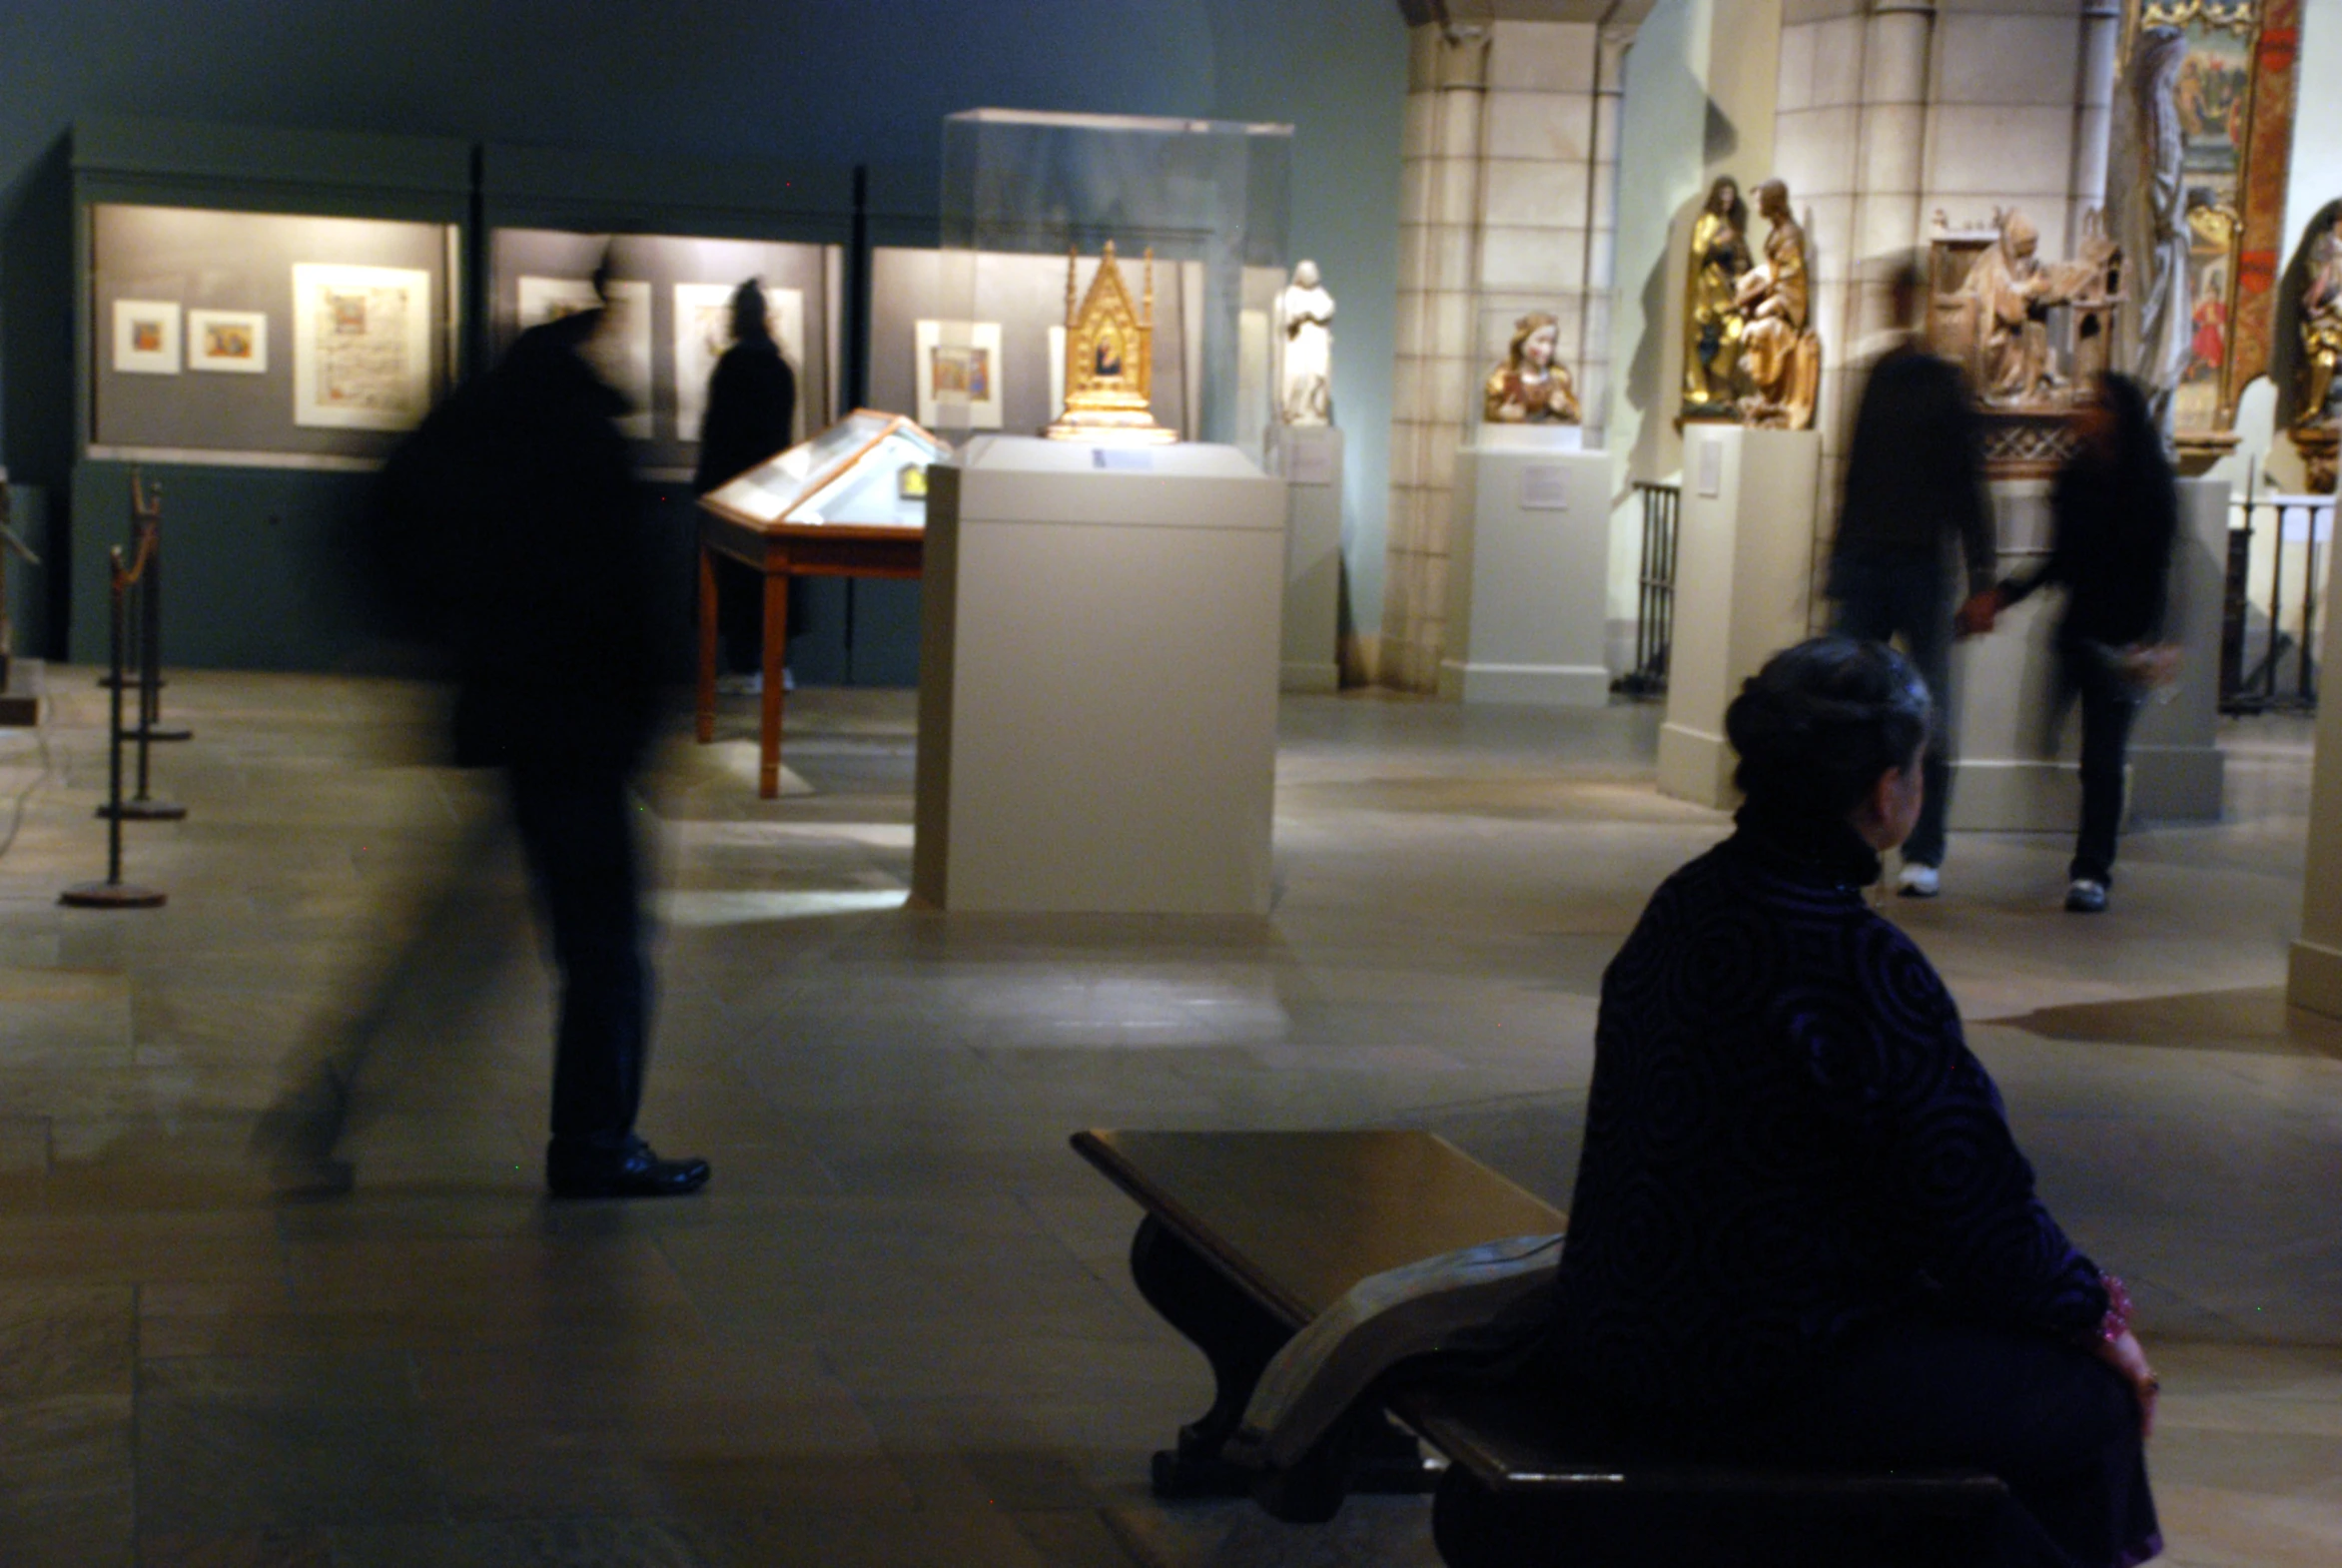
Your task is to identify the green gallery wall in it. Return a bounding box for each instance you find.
[0,1,1408,674]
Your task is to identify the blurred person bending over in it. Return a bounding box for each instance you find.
[693,279,797,695]
[1826,260,1994,898]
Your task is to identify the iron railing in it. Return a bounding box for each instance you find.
[1613,480,1680,700]
[2221,477,2332,714]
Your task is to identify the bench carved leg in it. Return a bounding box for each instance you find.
[1130,1214,1290,1497]
[1127,1216,1440,1504]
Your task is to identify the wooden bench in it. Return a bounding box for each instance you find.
[1074,1128,2009,1567]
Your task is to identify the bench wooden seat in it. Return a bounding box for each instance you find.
[1073,1128,2007,1565]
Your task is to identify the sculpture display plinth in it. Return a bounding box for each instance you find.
[1440,441,1611,707]
[1044,242,1175,446]
[1271,423,1343,694]
[912,437,1282,914]
[1656,425,1822,806]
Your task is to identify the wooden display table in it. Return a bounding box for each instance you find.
[693,512,921,798]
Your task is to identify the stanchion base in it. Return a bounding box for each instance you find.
[132,726,193,743]
[98,800,188,822]
[96,674,168,690]
[60,881,167,909]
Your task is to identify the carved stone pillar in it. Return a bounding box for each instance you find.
[1848,0,1934,343]
[1381,24,1490,690]
[2066,0,2122,256]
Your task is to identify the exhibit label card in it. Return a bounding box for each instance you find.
[1284,438,1336,486]
[113,300,183,375]
[1519,464,1570,511]
[292,264,432,431]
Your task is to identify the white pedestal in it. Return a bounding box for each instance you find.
[1437,443,1612,705]
[1657,426,1823,807]
[1944,476,2228,830]
[2294,510,2342,1018]
[912,436,1284,915]
[1271,424,1343,694]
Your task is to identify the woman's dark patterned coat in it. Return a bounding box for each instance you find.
[1545,816,2110,1416]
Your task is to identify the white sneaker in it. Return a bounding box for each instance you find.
[1896,863,1941,898]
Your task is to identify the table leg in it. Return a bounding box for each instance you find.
[695,545,718,745]
[759,568,789,799]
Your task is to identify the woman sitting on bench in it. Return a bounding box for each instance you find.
[1541,637,2159,1568]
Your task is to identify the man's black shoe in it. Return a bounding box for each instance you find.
[546,1145,712,1199]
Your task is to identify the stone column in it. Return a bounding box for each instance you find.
[1830,0,1935,567]
[1577,21,1634,449]
[2066,0,2122,256]
[1381,23,1489,690]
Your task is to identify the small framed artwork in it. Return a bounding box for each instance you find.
[187,310,269,374]
[914,320,1003,429]
[112,300,182,375]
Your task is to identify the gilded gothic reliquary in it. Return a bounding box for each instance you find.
[1045,242,1175,445]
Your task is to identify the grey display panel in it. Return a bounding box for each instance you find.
[91,204,451,459]
[490,229,835,468]
[869,246,1187,439]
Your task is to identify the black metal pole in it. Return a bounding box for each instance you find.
[105,560,126,885]
[61,549,167,909]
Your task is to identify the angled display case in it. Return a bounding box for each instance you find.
[695,411,946,798]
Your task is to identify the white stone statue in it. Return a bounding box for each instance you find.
[1276,260,1334,424]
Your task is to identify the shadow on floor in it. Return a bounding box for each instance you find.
[1987,986,2342,1061]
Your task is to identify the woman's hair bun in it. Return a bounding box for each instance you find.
[1725,636,1932,822]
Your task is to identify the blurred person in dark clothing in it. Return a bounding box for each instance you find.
[693,280,797,696]
[1826,259,1995,900]
[1964,374,2178,914]
[259,266,709,1200]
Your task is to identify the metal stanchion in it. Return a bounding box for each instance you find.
[97,472,185,822]
[97,471,190,745]
[62,533,167,909]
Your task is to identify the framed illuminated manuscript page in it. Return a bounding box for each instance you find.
[291,263,432,430]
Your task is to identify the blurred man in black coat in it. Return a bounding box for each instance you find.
[693,280,797,691]
[363,278,708,1199]
[1826,260,1995,899]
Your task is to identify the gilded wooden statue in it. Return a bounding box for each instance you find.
[2276,200,2342,491]
[1734,179,1821,429]
[1045,241,1175,445]
[1682,176,1752,418]
[1482,312,1580,424]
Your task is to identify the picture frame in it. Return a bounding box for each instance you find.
[186,309,268,375]
[674,283,805,445]
[291,263,433,430]
[112,299,182,375]
[914,319,1004,429]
